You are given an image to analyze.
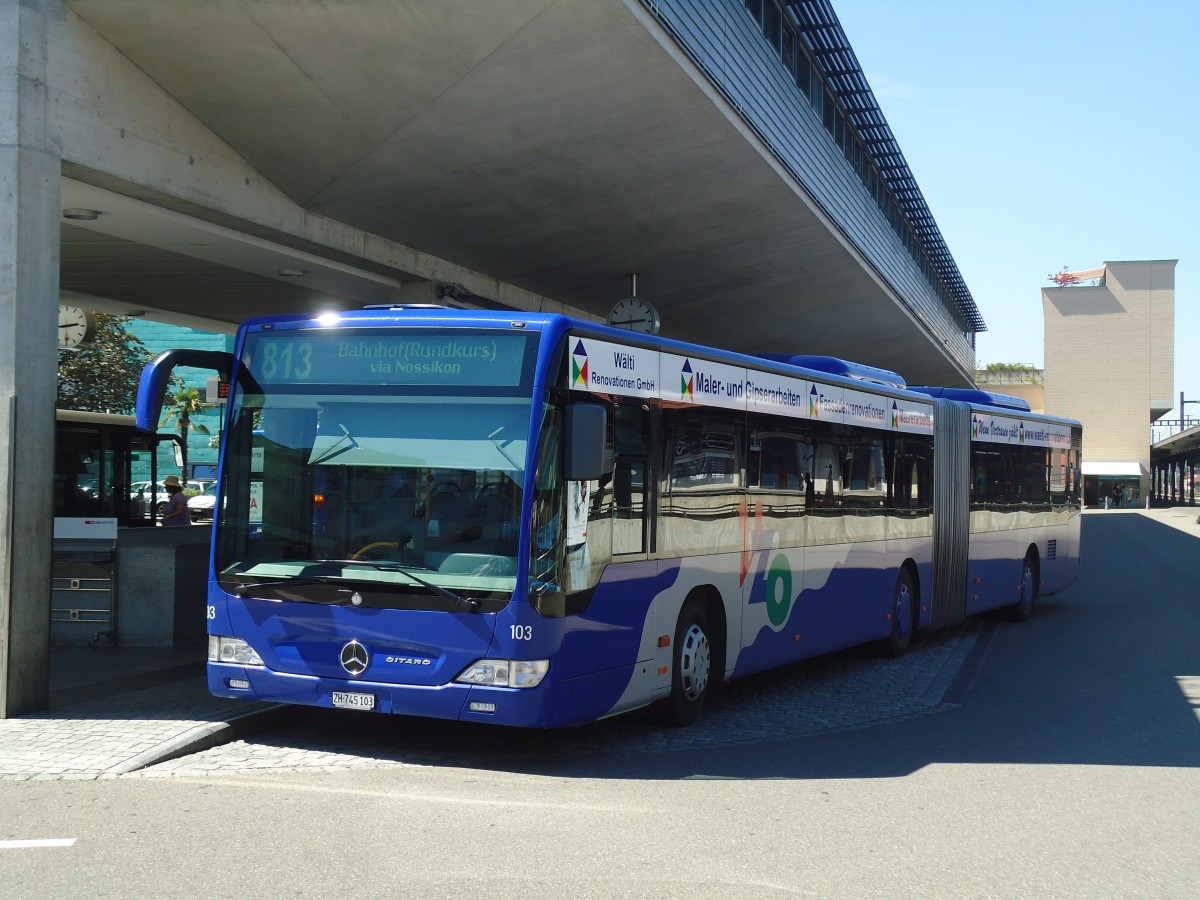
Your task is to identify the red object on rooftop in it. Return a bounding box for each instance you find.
[1048,265,1105,286]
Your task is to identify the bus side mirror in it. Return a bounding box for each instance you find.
[564,404,610,482]
[136,349,235,433]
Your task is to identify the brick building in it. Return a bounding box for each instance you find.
[1042,260,1176,507]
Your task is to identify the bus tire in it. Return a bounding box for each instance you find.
[663,599,712,727]
[1009,551,1039,622]
[884,568,917,658]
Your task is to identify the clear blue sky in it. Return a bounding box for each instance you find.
[832,0,1198,417]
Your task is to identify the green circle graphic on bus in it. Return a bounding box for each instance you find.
[766,554,794,628]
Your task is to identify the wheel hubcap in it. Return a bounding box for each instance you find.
[679,623,711,701]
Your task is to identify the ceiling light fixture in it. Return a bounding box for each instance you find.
[277,268,307,278]
[62,208,100,221]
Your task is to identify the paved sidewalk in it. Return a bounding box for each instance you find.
[0,676,280,781]
[1135,504,1200,538]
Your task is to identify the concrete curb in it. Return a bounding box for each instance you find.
[106,704,298,776]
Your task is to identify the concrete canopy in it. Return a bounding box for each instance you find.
[63,0,973,387]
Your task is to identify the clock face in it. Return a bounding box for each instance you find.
[58,305,97,350]
[607,297,661,334]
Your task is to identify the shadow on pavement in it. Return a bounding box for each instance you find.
[48,642,206,710]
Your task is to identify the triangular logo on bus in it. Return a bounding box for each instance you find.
[571,340,589,388]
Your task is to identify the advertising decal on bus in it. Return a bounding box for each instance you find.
[569,335,934,434]
[570,337,658,398]
[972,413,1073,448]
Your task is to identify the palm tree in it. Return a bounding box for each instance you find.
[159,386,210,478]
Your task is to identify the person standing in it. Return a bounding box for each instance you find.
[160,475,190,526]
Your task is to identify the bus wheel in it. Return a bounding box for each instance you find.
[1010,552,1039,622]
[663,600,712,726]
[884,569,916,658]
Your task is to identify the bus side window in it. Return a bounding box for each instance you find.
[661,410,743,556]
[754,434,804,491]
[843,438,886,508]
[749,425,809,546]
[811,442,841,508]
[612,402,649,555]
[892,439,931,514]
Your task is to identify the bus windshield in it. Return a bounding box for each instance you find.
[215,328,537,608]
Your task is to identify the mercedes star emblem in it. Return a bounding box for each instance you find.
[339,640,369,676]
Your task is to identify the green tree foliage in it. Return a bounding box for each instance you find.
[159,386,210,476]
[983,362,1037,372]
[56,314,150,413]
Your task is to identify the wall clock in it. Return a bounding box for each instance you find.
[58,305,98,350]
[606,296,661,335]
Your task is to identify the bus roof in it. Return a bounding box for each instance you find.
[908,386,1031,412]
[757,354,906,389]
[55,409,137,427]
[234,309,1070,419]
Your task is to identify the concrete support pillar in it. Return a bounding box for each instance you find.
[1,0,61,717]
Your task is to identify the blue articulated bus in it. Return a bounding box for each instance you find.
[136,307,1082,728]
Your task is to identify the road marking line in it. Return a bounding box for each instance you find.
[0,839,76,849]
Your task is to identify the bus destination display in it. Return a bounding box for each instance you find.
[247,331,530,386]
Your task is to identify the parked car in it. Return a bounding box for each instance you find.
[131,479,209,517]
[188,482,218,522]
[130,481,170,516]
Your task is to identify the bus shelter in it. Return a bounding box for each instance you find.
[53,411,208,648]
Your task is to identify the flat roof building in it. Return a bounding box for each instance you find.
[1042,259,1177,507]
[975,367,1044,414]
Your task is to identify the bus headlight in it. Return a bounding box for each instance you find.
[455,659,549,688]
[208,635,264,666]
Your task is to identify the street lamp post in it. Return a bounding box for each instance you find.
[1178,392,1200,431]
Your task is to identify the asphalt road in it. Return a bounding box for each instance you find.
[2,512,1198,898]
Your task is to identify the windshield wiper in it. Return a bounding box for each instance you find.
[226,561,481,613]
[489,426,522,471]
[310,424,359,465]
[313,560,482,613]
[227,575,338,598]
